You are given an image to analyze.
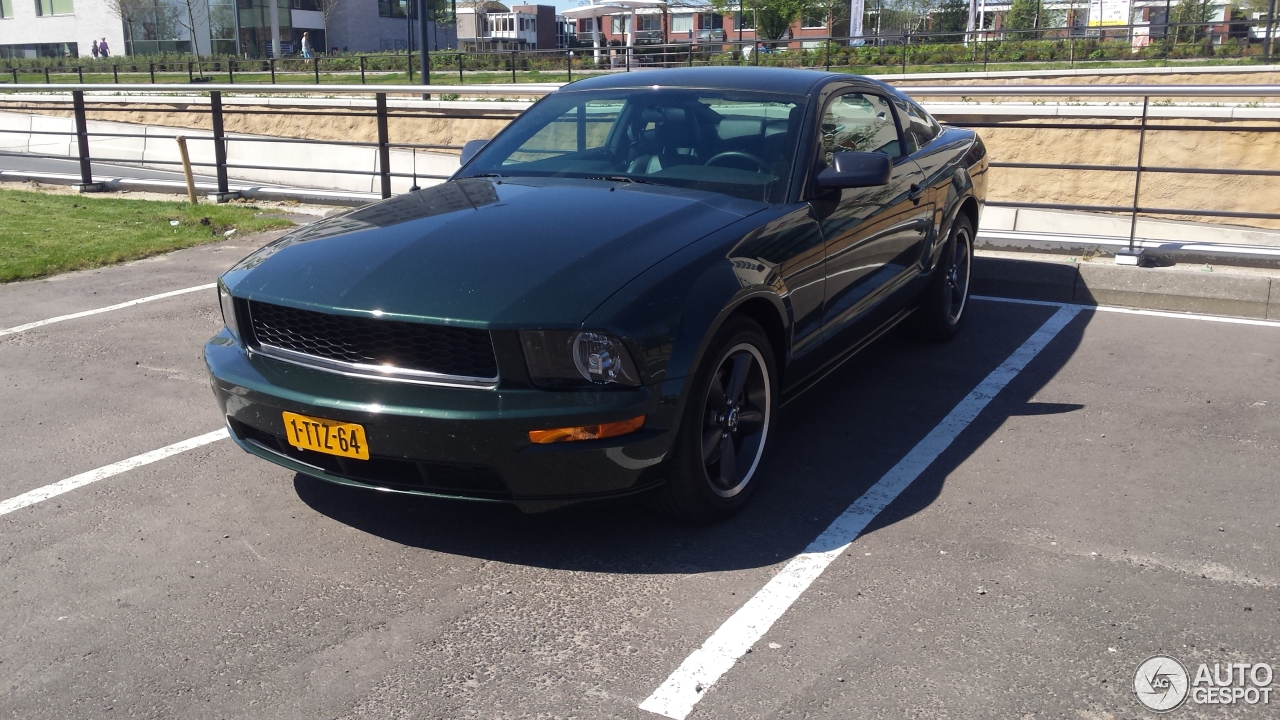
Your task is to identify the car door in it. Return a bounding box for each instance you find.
[893,95,954,267]
[809,90,932,355]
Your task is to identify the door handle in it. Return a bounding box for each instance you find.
[908,183,925,204]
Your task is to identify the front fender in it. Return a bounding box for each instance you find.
[926,138,985,273]
[584,208,801,402]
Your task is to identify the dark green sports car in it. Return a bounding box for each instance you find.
[206,67,987,521]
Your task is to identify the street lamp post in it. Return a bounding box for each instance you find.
[1266,0,1278,62]
[419,0,432,89]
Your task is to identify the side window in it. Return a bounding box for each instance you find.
[818,92,902,167]
[502,99,622,165]
[894,97,940,153]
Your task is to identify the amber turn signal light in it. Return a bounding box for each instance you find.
[528,415,645,444]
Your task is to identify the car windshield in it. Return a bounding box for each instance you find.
[460,88,807,203]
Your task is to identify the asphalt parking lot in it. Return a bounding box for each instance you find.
[1,232,1278,719]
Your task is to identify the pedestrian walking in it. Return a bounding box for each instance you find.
[300,32,312,59]
[90,39,100,59]
[98,38,110,57]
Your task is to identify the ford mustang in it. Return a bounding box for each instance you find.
[205,67,988,521]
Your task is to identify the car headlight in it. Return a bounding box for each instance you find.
[218,283,240,340]
[520,330,640,388]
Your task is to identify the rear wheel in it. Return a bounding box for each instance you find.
[916,213,974,342]
[649,316,777,522]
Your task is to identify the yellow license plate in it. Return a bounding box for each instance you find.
[282,411,370,460]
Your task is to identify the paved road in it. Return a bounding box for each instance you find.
[0,154,222,185]
[1,233,1277,719]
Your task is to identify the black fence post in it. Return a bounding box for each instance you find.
[270,58,276,84]
[149,62,155,84]
[459,53,464,84]
[359,55,366,84]
[77,66,83,83]
[10,68,17,84]
[112,64,119,83]
[983,39,989,70]
[511,51,517,83]
[408,51,414,82]
[314,56,320,84]
[626,46,631,71]
[71,90,100,191]
[1127,96,1150,254]
[375,92,392,199]
[566,50,571,82]
[44,67,50,84]
[188,61,194,83]
[210,90,232,200]
[229,59,235,84]
[1264,0,1276,63]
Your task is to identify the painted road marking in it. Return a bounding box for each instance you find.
[0,283,216,337]
[0,429,228,517]
[639,305,1082,720]
[973,295,1280,328]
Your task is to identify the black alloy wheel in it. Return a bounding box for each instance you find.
[917,213,975,342]
[944,220,972,325]
[650,316,777,522]
[700,342,771,498]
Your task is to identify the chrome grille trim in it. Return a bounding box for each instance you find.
[249,343,500,389]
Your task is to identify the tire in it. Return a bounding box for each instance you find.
[916,213,974,342]
[648,316,778,523]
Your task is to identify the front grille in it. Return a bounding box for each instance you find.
[232,419,510,499]
[247,300,498,381]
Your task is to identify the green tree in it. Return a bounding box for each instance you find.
[1006,0,1044,36]
[715,0,813,40]
[1171,0,1215,41]
[933,0,970,37]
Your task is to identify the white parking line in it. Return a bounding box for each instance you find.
[973,294,1280,328]
[0,429,228,517]
[638,305,1082,720]
[0,283,216,337]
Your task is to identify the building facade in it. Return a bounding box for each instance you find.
[0,0,454,59]
[1,0,126,59]
[565,5,850,49]
[456,3,560,51]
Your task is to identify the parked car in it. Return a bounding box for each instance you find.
[206,67,988,521]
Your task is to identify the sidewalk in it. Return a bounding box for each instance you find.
[974,249,1280,319]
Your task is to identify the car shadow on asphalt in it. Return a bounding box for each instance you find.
[294,298,1089,574]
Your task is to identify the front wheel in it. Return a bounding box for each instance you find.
[649,316,777,522]
[916,213,974,342]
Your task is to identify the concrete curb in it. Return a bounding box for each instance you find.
[974,251,1280,320]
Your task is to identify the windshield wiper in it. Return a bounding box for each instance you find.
[588,175,656,185]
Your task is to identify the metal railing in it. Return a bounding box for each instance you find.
[0,82,1277,256]
[911,83,1280,251]
[0,84,548,200]
[2,20,1276,87]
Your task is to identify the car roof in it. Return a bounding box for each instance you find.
[560,66,848,96]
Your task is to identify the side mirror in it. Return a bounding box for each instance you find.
[460,138,489,166]
[816,151,893,190]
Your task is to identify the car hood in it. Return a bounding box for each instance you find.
[224,177,762,328]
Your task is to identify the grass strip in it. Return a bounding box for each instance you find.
[0,188,294,283]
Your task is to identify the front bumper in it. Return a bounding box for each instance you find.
[204,331,684,511]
